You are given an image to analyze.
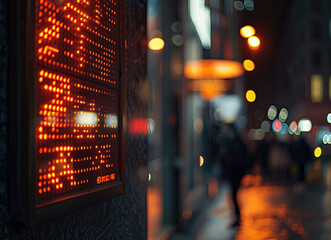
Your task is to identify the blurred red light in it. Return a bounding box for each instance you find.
[272,119,282,132]
[129,118,148,135]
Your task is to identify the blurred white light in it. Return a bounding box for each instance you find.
[261,121,270,132]
[316,126,330,145]
[75,112,98,126]
[212,95,242,123]
[189,0,211,49]
[267,105,277,120]
[148,118,156,135]
[327,113,331,123]
[279,108,288,122]
[298,119,312,132]
[249,129,265,140]
[234,1,244,11]
[194,118,204,133]
[323,134,329,144]
[244,0,254,10]
[172,34,183,46]
[105,114,118,128]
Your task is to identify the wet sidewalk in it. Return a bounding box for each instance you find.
[194,175,331,240]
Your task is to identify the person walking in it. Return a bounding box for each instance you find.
[222,124,249,227]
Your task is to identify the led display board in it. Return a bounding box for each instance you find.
[26,0,124,221]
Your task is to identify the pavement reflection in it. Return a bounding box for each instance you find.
[197,175,331,240]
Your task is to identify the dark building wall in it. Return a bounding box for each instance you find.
[0,0,148,239]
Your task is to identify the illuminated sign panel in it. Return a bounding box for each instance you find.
[34,0,124,208]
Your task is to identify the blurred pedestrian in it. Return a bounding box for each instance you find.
[290,134,313,190]
[268,140,291,181]
[256,137,270,178]
[222,124,249,227]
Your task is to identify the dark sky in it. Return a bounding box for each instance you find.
[240,0,292,127]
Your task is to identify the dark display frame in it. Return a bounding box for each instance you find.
[13,0,125,225]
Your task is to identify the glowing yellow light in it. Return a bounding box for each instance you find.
[246,90,256,102]
[240,25,255,38]
[311,75,323,103]
[248,36,260,49]
[314,147,322,158]
[148,38,164,51]
[148,173,152,181]
[199,156,204,167]
[243,59,255,71]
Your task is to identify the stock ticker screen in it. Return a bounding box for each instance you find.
[35,0,123,206]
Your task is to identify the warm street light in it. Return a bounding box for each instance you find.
[184,59,244,79]
[243,59,255,71]
[248,36,260,49]
[240,25,255,38]
[314,147,322,158]
[246,90,256,102]
[148,38,164,51]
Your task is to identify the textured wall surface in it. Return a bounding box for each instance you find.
[0,0,148,239]
[0,0,8,238]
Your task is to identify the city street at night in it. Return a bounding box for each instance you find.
[1,0,331,239]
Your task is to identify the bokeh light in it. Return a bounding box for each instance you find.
[289,121,298,134]
[234,1,245,11]
[272,119,282,133]
[323,133,331,144]
[261,121,270,132]
[199,156,204,167]
[267,105,277,120]
[314,147,322,158]
[327,113,331,123]
[148,38,164,51]
[298,119,312,132]
[249,129,265,140]
[194,118,203,133]
[246,90,256,102]
[243,59,255,71]
[240,25,256,38]
[279,108,288,122]
[244,0,254,11]
[248,36,260,49]
[148,173,152,181]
